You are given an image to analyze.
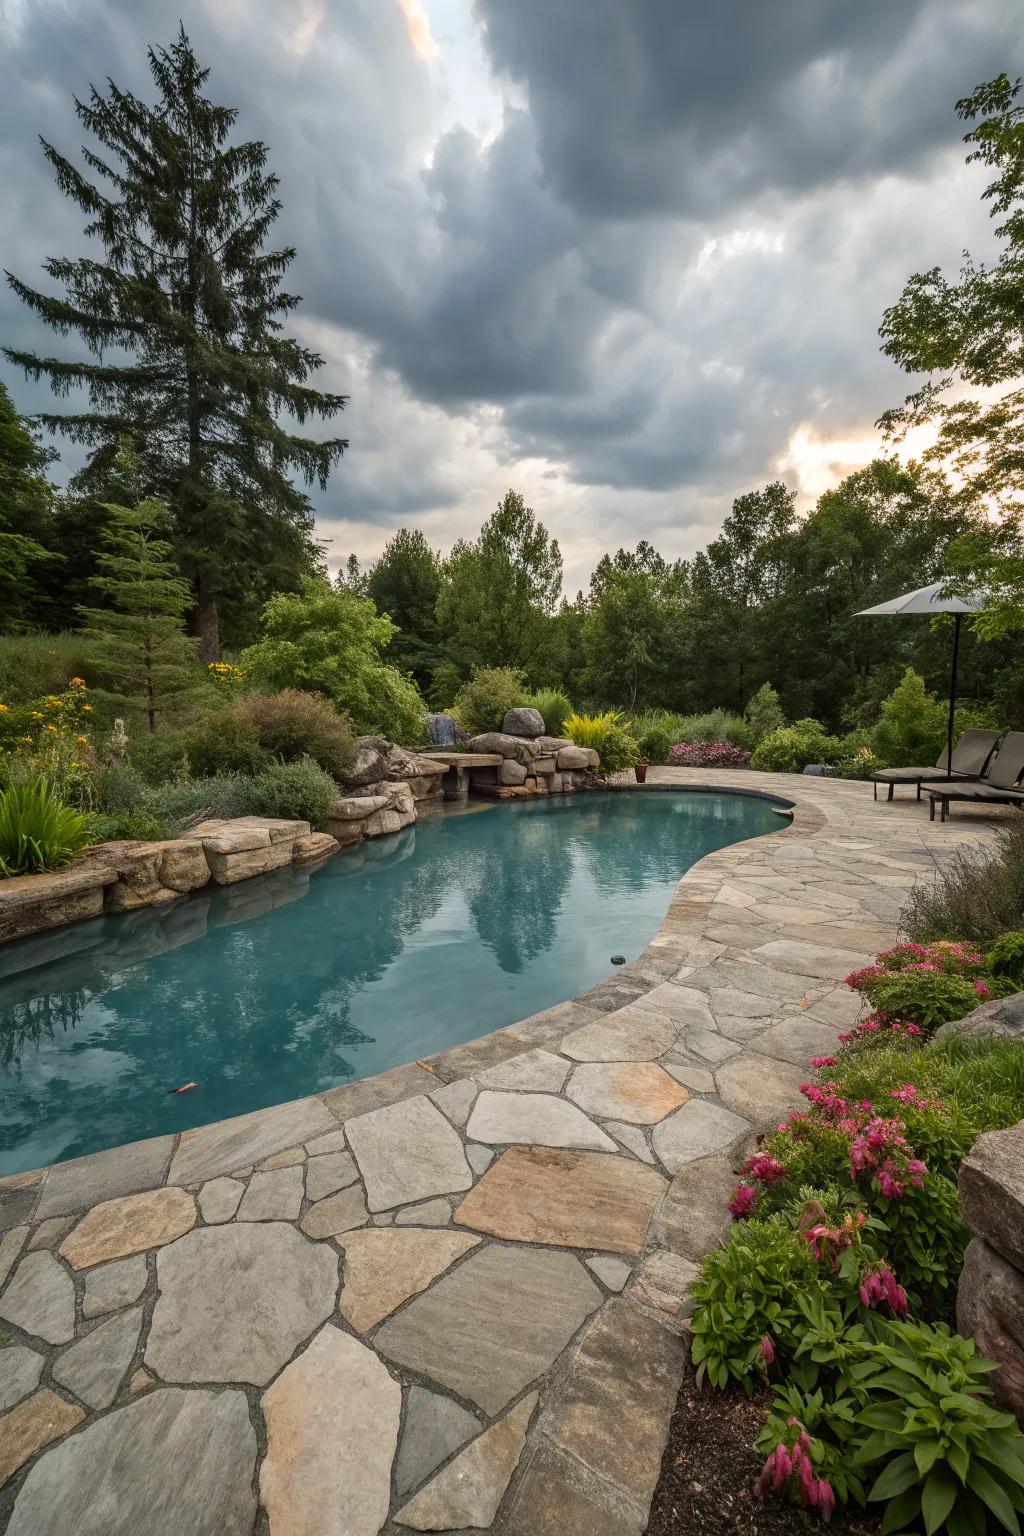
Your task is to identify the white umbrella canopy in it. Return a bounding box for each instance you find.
[855,580,988,780]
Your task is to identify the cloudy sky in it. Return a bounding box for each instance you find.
[0,0,1016,592]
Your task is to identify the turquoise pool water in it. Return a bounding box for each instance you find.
[0,790,785,1175]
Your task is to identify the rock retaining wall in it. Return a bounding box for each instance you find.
[957,1116,1024,1422]
[425,716,600,801]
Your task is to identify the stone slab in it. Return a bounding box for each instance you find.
[0,1251,75,1343]
[4,1387,256,1534]
[52,1305,142,1410]
[604,1122,656,1163]
[0,1388,85,1492]
[712,1052,806,1123]
[260,1325,401,1536]
[0,1346,43,1413]
[60,1187,196,1269]
[236,1165,304,1221]
[146,1222,338,1386]
[345,1097,472,1212]
[34,1134,175,1220]
[198,1177,244,1224]
[586,1256,632,1291]
[396,1391,537,1530]
[750,938,872,980]
[748,1015,842,1065]
[339,1228,479,1332]
[652,1100,751,1173]
[427,1078,477,1128]
[475,1049,571,1093]
[559,1006,679,1063]
[566,1062,688,1124]
[455,1147,666,1254]
[396,1385,481,1498]
[466,1091,617,1150]
[376,1243,602,1415]
[304,1151,359,1202]
[394,1198,453,1227]
[82,1254,148,1318]
[168,1097,339,1184]
[299,1184,369,1239]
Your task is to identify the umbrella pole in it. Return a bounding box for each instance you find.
[946,613,962,779]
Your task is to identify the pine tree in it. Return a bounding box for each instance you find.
[5,26,347,660]
[78,498,199,730]
[0,382,57,630]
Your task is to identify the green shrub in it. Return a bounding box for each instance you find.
[750,719,841,773]
[183,711,271,777]
[629,711,675,764]
[450,667,526,735]
[870,667,948,768]
[91,808,170,842]
[427,661,462,710]
[880,1173,966,1317]
[901,815,1024,944]
[522,688,572,738]
[563,711,640,773]
[988,929,1024,987]
[672,708,752,748]
[237,758,338,823]
[856,968,992,1033]
[689,1215,849,1392]
[0,633,104,705]
[744,682,786,742]
[236,690,356,779]
[0,778,95,876]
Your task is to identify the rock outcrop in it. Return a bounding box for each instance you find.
[936,990,1024,1041]
[321,782,417,848]
[502,707,545,738]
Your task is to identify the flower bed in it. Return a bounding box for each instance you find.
[668,740,752,768]
[686,932,1024,1532]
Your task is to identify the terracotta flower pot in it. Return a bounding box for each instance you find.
[634,763,649,783]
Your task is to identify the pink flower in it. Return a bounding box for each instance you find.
[728,1182,757,1219]
[859,1264,909,1317]
[809,1055,839,1069]
[760,1335,776,1365]
[818,1479,836,1521]
[974,979,991,997]
[742,1153,787,1186]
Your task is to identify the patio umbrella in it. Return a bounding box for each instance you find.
[855,580,987,780]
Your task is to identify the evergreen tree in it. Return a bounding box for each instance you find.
[78,499,199,730]
[5,26,347,659]
[366,528,442,687]
[0,382,57,630]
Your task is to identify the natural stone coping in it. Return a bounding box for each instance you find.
[419,752,504,766]
[0,771,1003,1535]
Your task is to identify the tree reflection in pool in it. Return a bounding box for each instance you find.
[0,790,785,1176]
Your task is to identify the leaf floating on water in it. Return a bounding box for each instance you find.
[168,1081,199,1095]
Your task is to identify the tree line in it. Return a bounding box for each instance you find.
[1,28,1023,733]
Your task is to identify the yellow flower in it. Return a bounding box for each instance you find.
[44,697,61,708]
[0,703,7,713]
[69,677,86,688]
[43,724,58,734]
[75,735,88,746]
[83,704,93,713]
[30,711,43,720]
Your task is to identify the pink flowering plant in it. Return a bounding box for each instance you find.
[842,939,1014,1039]
[667,739,752,768]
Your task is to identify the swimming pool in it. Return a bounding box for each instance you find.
[0,790,786,1175]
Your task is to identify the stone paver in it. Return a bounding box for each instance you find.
[260,1325,401,1536]
[168,1097,338,1184]
[5,1388,256,1533]
[456,1147,666,1254]
[346,1097,473,1212]
[395,1198,453,1226]
[428,1078,478,1126]
[0,1388,85,1490]
[0,1225,26,1287]
[475,1049,571,1093]
[604,1121,656,1163]
[304,1150,359,1201]
[0,1345,43,1413]
[34,1135,175,1221]
[559,1006,678,1062]
[60,1187,195,1269]
[713,1052,805,1123]
[633,983,717,1029]
[586,1256,632,1291]
[652,1099,751,1172]
[82,1254,148,1318]
[750,1014,842,1064]
[146,1223,338,1386]
[376,1244,602,1414]
[0,1251,75,1343]
[198,1176,244,1224]
[750,938,871,980]
[236,1165,304,1221]
[52,1306,142,1410]
[395,1385,481,1497]
[566,1062,688,1124]
[339,1228,479,1332]
[300,1185,368,1238]
[396,1391,537,1530]
[466,1090,617,1150]
[304,1128,349,1156]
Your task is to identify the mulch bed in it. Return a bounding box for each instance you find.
[646,1355,881,1535]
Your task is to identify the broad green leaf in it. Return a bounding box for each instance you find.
[922,1470,957,1536]
[870,1452,920,1502]
[969,1463,1021,1534]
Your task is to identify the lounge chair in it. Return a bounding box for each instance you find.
[923,731,1024,821]
[870,729,1000,801]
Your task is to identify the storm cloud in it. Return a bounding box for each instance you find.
[0,0,1017,588]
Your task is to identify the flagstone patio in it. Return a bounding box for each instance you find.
[0,771,1001,1535]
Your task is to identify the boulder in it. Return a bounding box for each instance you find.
[321,782,416,847]
[556,745,591,771]
[0,864,114,945]
[465,733,539,767]
[959,1120,1024,1270]
[344,737,444,790]
[291,833,338,865]
[204,841,295,886]
[936,991,1024,1041]
[536,737,574,753]
[156,841,210,893]
[500,760,528,786]
[502,707,545,738]
[958,1236,1024,1421]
